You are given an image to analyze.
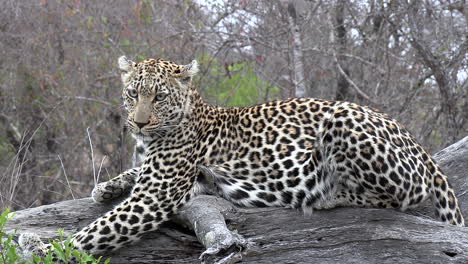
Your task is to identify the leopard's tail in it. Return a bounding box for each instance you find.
[428,160,464,226]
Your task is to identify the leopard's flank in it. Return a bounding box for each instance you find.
[21,56,464,260]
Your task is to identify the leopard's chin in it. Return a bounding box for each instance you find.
[132,131,155,142]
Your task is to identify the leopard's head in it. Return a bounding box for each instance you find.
[118,56,198,138]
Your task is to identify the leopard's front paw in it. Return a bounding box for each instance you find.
[18,233,48,258]
[92,182,125,203]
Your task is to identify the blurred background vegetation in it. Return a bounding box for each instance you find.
[0,0,466,211]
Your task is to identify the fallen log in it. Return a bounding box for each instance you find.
[6,136,468,263]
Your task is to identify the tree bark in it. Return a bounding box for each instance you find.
[327,9,376,105]
[286,1,306,97]
[333,1,349,101]
[6,136,468,264]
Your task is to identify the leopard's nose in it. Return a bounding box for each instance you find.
[135,121,149,129]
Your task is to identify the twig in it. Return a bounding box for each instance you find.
[96,156,107,185]
[397,71,434,115]
[0,192,25,209]
[64,96,114,107]
[104,167,112,181]
[327,13,378,105]
[332,53,378,105]
[86,127,97,187]
[341,53,385,74]
[58,155,75,200]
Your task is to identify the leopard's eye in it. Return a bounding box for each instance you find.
[128,88,138,99]
[155,93,168,101]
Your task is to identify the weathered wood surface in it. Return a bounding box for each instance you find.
[6,136,468,264]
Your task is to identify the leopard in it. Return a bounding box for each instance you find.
[20,56,465,261]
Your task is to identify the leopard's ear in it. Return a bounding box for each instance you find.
[173,60,198,81]
[118,56,135,73]
[182,60,199,78]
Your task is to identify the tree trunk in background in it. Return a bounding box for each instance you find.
[334,1,349,101]
[405,2,466,143]
[286,1,306,97]
[408,34,459,143]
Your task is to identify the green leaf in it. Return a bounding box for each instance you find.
[72,249,81,259]
[1,209,109,263]
[0,208,10,227]
[52,241,66,261]
[32,254,42,263]
[57,228,64,238]
[43,252,53,264]
[63,235,75,261]
[6,245,19,264]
